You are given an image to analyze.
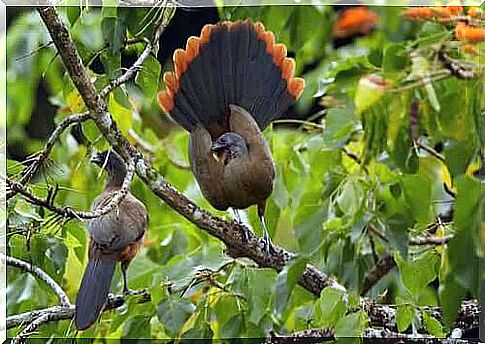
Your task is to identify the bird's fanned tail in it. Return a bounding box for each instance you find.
[158,20,305,135]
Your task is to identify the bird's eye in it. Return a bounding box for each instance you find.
[220,137,226,143]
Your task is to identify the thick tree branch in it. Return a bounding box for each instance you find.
[269,327,475,344]
[5,255,71,307]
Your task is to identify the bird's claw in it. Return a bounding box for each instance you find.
[231,219,251,243]
[122,288,135,296]
[260,231,275,256]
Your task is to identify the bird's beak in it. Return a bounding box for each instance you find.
[90,154,103,165]
[211,142,224,153]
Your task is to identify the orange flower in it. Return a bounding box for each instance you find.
[333,6,380,38]
[467,7,483,19]
[402,6,457,20]
[445,5,463,15]
[455,22,485,42]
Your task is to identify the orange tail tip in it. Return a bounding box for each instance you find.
[163,72,179,93]
[272,44,287,65]
[185,36,200,63]
[281,58,295,81]
[158,19,305,116]
[200,24,214,44]
[289,78,305,99]
[157,90,174,113]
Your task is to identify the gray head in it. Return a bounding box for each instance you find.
[211,132,249,164]
[91,150,127,187]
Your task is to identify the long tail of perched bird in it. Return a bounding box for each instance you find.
[157,20,304,252]
[157,20,304,136]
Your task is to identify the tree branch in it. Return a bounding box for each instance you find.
[99,1,175,98]
[5,255,71,307]
[6,112,90,200]
[362,252,396,296]
[6,157,134,220]
[7,292,150,344]
[269,327,476,344]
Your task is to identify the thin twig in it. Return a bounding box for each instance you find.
[5,255,71,307]
[6,289,150,333]
[389,70,451,93]
[6,158,134,220]
[416,141,446,163]
[409,234,453,245]
[99,0,175,98]
[273,119,325,131]
[7,112,90,200]
[362,252,396,296]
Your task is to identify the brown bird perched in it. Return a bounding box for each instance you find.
[157,20,305,251]
[74,150,148,330]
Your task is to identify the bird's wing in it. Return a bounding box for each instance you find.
[189,126,229,210]
[88,192,147,251]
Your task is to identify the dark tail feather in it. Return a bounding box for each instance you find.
[74,253,118,330]
[158,21,305,134]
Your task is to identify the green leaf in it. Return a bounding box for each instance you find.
[66,6,81,27]
[135,55,161,100]
[337,177,364,218]
[443,140,476,179]
[122,313,152,339]
[334,311,369,338]
[383,43,408,74]
[322,108,356,148]
[402,174,431,223]
[156,297,195,336]
[396,304,414,332]
[314,287,347,328]
[220,314,245,338]
[439,275,467,326]
[395,251,439,297]
[232,268,277,325]
[274,256,309,318]
[387,213,410,259]
[423,311,444,337]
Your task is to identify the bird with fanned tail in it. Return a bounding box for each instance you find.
[157,20,305,253]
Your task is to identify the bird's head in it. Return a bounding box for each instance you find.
[91,150,127,186]
[211,132,249,164]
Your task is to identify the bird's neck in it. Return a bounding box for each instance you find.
[105,170,126,189]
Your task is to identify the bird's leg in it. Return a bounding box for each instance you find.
[121,261,131,295]
[258,201,274,255]
[231,208,251,243]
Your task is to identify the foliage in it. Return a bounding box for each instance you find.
[5,4,483,340]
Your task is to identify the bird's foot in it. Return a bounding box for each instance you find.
[230,218,251,243]
[122,288,136,296]
[260,230,276,256]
